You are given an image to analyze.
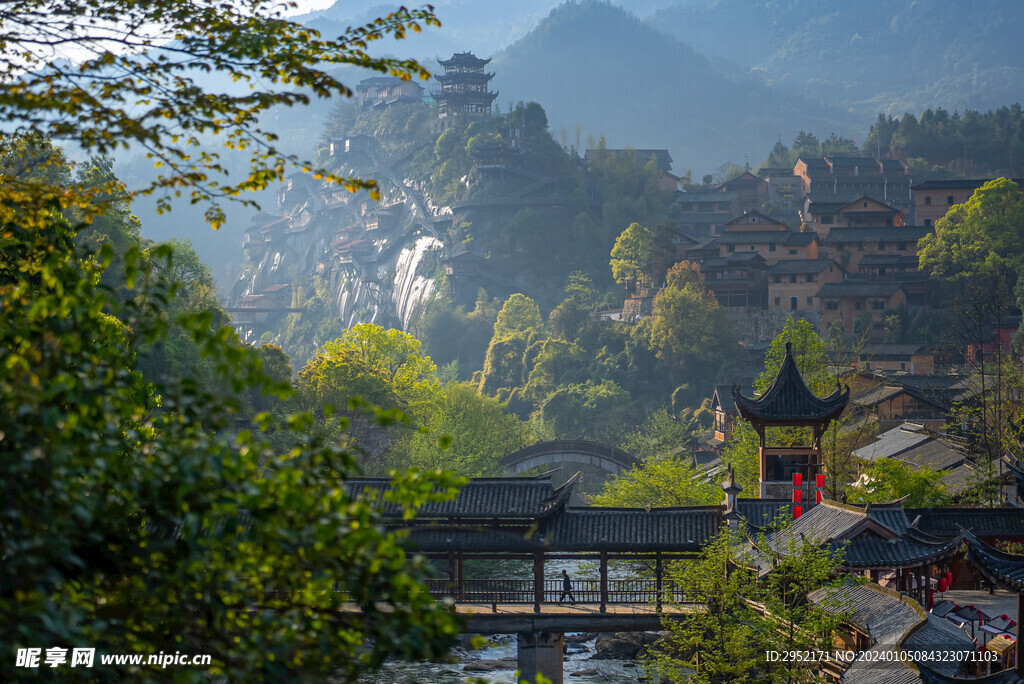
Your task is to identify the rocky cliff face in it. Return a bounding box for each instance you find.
[233,153,447,364]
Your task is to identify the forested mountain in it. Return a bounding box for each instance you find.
[490,1,844,172]
[651,0,1024,121]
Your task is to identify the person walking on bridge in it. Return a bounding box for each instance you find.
[558,569,576,604]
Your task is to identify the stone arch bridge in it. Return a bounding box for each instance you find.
[500,440,640,477]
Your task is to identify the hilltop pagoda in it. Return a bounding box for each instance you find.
[434,51,497,121]
[732,342,849,498]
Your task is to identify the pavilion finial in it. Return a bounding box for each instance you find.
[785,341,793,354]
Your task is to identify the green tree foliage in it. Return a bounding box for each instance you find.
[540,379,634,443]
[0,209,465,682]
[398,383,533,476]
[610,222,654,286]
[590,454,720,508]
[0,0,441,226]
[592,409,719,507]
[649,526,848,684]
[647,274,738,404]
[918,178,1024,284]
[493,293,545,340]
[848,458,951,507]
[297,324,440,417]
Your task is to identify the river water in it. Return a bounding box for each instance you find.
[354,559,653,684]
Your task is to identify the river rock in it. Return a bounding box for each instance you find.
[593,632,662,660]
[463,659,517,672]
[571,668,600,676]
[566,632,599,644]
[565,642,589,654]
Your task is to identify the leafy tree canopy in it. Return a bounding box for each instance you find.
[0,0,439,227]
[918,178,1024,282]
[493,293,544,340]
[610,221,654,286]
[848,457,951,507]
[1,208,464,682]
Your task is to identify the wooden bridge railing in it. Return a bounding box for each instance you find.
[425,578,688,608]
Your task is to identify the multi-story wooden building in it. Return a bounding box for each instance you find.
[434,52,497,121]
[910,178,1022,227]
[767,259,844,313]
[794,156,911,212]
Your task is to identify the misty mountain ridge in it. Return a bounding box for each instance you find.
[490,1,846,172]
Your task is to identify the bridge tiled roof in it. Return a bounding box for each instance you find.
[732,342,849,425]
[546,507,721,552]
[401,507,724,553]
[343,475,575,521]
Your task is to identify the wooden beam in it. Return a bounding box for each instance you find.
[600,552,609,614]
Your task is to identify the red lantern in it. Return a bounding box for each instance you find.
[937,578,949,593]
[792,473,803,487]
[793,489,803,502]
[793,505,803,519]
[816,474,825,488]
[816,489,823,504]
[944,571,953,585]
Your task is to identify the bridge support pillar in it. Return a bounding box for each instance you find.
[517,631,563,684]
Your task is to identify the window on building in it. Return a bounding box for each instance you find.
[871,301,885,310]
[863,201,868,207]
[790,296,798,311]
[898,241,907,251]
[789,249,797,255]
[769,243,776,252]
[774,297,780,306]
[900,362,907,371]
[727,244,735,253]
[855,302,862,310]
[750,245,756,251]
[822,215,834,225]
[826,301,839,310]
[858,242,864,251]
[947,195,954,205]
[924,219,932,227]
[790,274,797,283]
[806,296,813,305]
[924,196,932,205]
[865,362,871,370]
[878,241,885,250]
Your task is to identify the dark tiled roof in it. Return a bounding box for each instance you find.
[902,614,977,678]
[712,384,737,412]
[546,507,722,552]
[823,226,932,243]
[860,343,928,357]
[732,343,849,424]
[816,281,904,298]
[964,530,1024,592]
[907,508,1024,539]
[736,499,792,527]
[810,581,923,647]
[766,258,839,274]
[910,179,995,191]
[343,476,575,520]
[808,201,849,214]
[439,51,491,68]
[857,254,920,266]
[843,530,962,569]
[717,230,794,244]
[811,582,972,683]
